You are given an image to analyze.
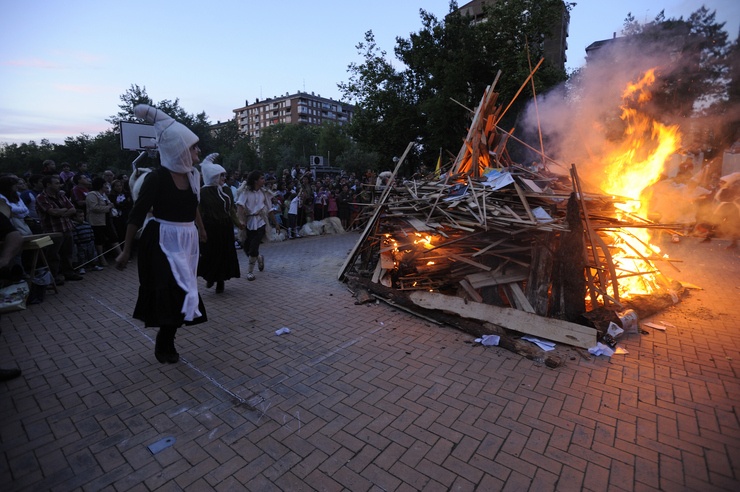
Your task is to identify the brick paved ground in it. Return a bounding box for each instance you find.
[1,231,738,491]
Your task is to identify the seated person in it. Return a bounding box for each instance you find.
[0,212,23,381]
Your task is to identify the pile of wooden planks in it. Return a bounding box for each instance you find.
[339,82,681,354]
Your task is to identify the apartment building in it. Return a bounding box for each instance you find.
[233,92,354,139]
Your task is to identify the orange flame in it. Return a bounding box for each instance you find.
[598,69,682,299]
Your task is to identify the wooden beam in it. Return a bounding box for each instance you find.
[408,291,597,349]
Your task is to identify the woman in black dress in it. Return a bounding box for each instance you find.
[115,104,207,364]
[198,156,241,293]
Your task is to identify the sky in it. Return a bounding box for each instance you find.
[0,0,738,146]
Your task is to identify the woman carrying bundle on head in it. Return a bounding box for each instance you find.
[115,104,208,364]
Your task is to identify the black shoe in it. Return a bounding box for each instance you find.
[155,328,179,364]
[216,281,224,294]
[206,281,214,289]
[66,273,83,281]
[0,367,22,382]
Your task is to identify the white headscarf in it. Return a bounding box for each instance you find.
[200,154,225,187]
[134,104,201,199]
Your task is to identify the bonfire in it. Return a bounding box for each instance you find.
[340,68,695,364]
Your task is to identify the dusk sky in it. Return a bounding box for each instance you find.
[1,0,737,146]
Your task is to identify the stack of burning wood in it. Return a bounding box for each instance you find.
[339,81,684,361]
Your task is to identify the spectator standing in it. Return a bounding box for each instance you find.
[108,179,133,245]
[198,155,241,293]
[58,163,75,186]
[71,209,100,273]
[20,174,43,220]
[75,162,92,181]
[35,175,83,284]
[115,104,208,364]
[287,192,302,239]
[337,183,351,229]
[41,159,56,176]
[102,170,115,186]
[71,174,91,211]
[86,176,122,268]
[327,188,338,218]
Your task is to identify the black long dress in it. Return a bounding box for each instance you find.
[128,167,207,327]
[197,185,240,283]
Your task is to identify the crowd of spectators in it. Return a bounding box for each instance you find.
[0,159,383,296]
[228,165,381,237]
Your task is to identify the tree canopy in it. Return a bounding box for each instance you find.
[339,0,571,169]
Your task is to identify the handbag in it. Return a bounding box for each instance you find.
[24,216,43,234]
[0,281,30,313]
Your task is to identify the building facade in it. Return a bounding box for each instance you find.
[233,92,354,139]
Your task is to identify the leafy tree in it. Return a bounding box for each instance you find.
[333,145,381,178]
[0,139,56,175]
[317,123,352,165]
[56,134,92,168]
[222,134,259,176]
[340,1,571,168]
[258,123,320,172]
[106,84,153,126]
[339,31,422,167]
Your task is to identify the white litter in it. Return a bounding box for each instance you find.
[474,334,500,346]
[522,336,556,351]
[275,327,291,336]
[643,322,667,331]
[588,342,615,357]
[607,322,624,338]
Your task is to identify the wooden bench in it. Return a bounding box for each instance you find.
[23,233,61,293]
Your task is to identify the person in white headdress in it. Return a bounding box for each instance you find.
[115,104,208,364]
[197,154,241,293]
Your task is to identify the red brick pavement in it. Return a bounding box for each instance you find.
[0,232,738,491]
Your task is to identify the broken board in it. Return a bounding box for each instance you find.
[408,291,597,348]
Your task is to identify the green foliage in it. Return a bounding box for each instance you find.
[339,30,422,168]
[258,123,319,172]
[0,140,55,175]
[333,146,382,178]
[340,1,571,168]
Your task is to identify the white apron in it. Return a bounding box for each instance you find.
[156,218,201,321]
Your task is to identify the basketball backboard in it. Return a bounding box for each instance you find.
[119,121,157,151]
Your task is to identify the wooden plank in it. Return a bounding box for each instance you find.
[467,270,528,289]
[405,216,434,232]
[504,283,535,313]
[513,181,536,222]
[408,291,597,349]
[380,250,395,270]
[448,253,491,271]
[459,279,484,302]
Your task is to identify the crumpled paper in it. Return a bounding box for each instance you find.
[474,334,500,346]
[607,322,624,338]
[521,336,556,351]
[588,342,615,357]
